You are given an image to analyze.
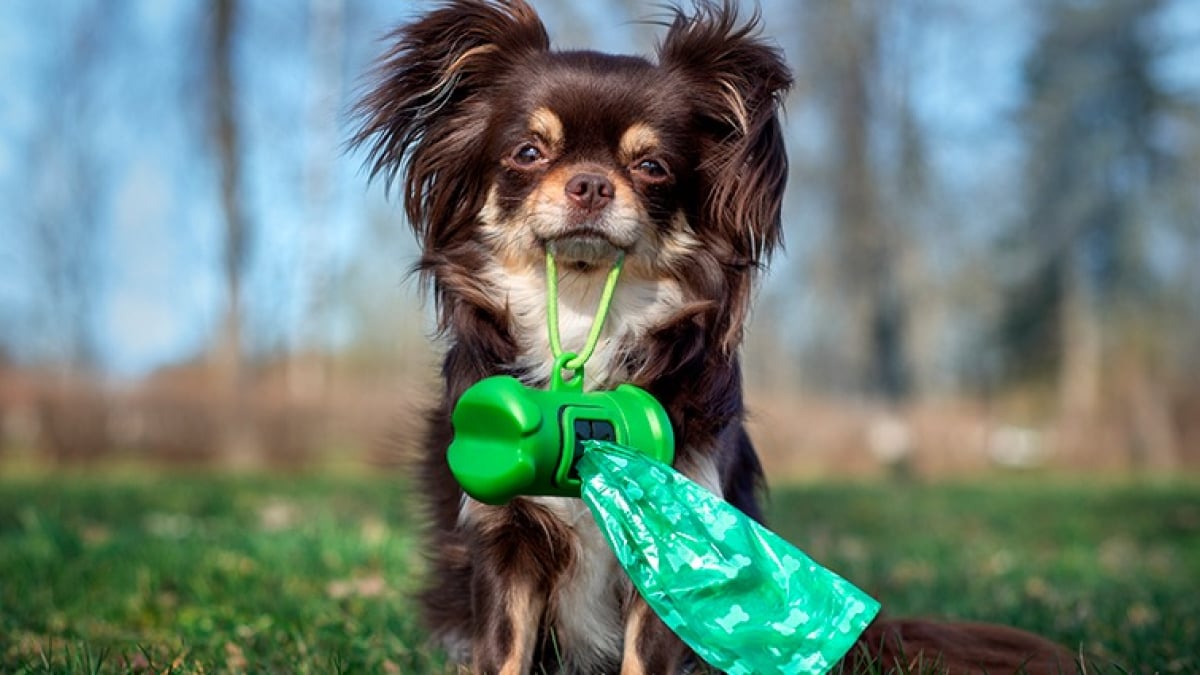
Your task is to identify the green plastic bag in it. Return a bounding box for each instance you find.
[577,440,880,675]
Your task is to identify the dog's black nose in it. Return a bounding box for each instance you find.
[565,173,614,213]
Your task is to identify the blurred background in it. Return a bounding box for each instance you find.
[2,0,1198,479]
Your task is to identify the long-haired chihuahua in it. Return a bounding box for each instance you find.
[353,1,1077,673]
[355,1,784,671]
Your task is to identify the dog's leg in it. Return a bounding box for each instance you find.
[621,596,689,675]
[620,598,651,675]
[465,500,575,674]
[471,578,544,675]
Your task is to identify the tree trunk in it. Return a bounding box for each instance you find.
[287,0,345,408]
[829,2,910,402]
[209,0,256,465]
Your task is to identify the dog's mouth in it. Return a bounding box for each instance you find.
[544,229,624,272]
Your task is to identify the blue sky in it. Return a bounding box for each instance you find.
[1,0,1196,378]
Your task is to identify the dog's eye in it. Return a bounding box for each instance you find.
[633,158,670,181]
[513,144,545,166]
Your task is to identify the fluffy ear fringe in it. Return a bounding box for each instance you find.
[351,0,548,243]
[658,1,792,269]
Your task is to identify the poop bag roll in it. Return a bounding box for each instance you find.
[577,440,880,675]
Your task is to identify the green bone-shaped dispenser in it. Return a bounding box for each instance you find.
[448,353,674,505]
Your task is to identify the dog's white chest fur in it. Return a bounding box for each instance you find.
[488,262,683,391]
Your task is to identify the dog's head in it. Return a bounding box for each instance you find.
[354,0,790,351]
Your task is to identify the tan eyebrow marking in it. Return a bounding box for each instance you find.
[528,107,564,150]
[618,123,661,163]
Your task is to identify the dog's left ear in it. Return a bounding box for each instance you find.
[658,1,791,268]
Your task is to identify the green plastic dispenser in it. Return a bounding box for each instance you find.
[448,352,675,505]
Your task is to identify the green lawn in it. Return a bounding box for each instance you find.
[1,470,1196,673]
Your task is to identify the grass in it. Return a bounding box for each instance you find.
[0,469,1196,673]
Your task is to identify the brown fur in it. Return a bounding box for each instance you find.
[354,1,1077,673]
[838,617,1080,674]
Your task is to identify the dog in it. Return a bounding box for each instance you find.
[353,1,1079,673]
[354,1,784,672]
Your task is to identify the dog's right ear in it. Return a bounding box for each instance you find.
[352,0,548,244]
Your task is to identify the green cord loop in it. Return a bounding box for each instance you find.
[546,251,625,375]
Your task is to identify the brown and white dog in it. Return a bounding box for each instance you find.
[353,1,1078,673]
[354,1,783,672]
